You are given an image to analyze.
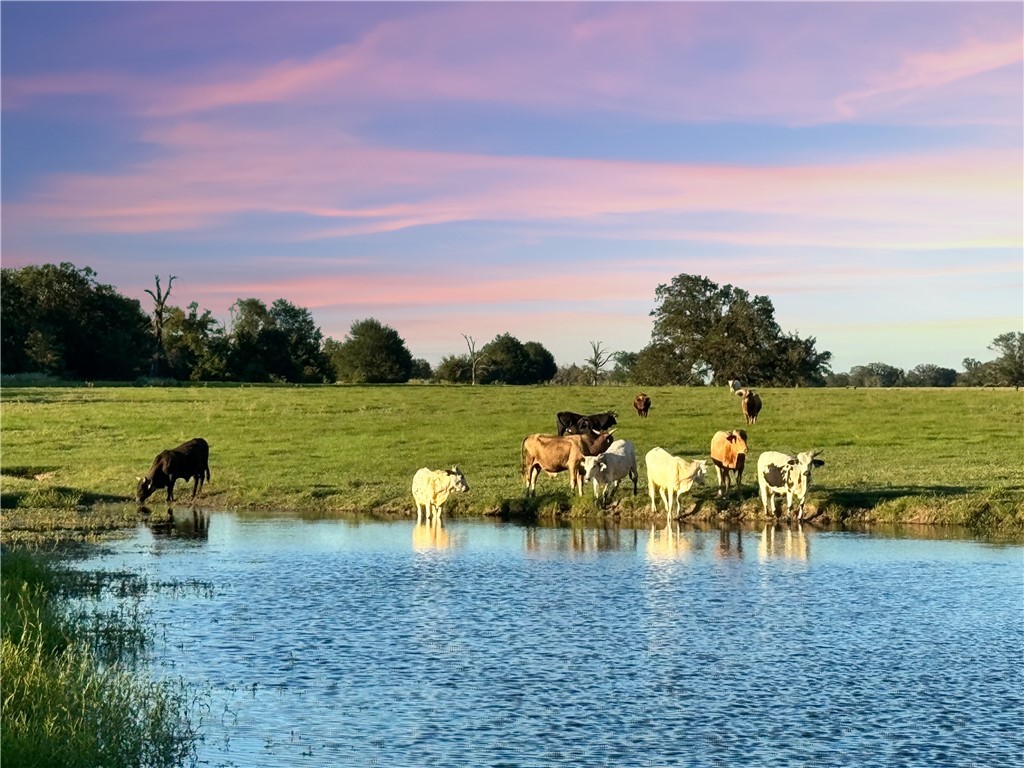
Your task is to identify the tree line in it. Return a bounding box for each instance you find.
[2,262,1020,388]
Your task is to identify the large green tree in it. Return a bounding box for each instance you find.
[226,298,333,383]
[327,318,414,383]
[480,334,556,384]
[0,263,150,380]
[648,273,831,386]
[163,302,229,381]
[988,331,1024,389]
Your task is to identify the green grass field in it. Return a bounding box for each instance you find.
[2,384,1022,537]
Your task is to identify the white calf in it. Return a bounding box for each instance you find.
[645,447,707,518]
[411,466,469,521]
[581,439,638,505]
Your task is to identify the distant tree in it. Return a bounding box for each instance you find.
[904,364,958,387]
[584,341,615,386]
[769,333,832,387]
[481,333,531,384]
[849,363,905,388]
[958,357,995,387]
[328,318,413,383]
[824,371,852,388]
[607,351,638,385]
[462,334,488,386]
[988,332,1024,389]
[552,364,590,386]
[144,275,176,376]
[631,341,702,386]
[523,341,557,384]
[410,358,433,380]
[433,354,471,384]
[269,299,334,382]
[163,301,226,380]
[0,262,150,380]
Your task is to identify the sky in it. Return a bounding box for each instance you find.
[2,1,1021,373]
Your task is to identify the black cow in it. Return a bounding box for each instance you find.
[136,437,211,504]
[565,411,618,435]
[556,411,586,437]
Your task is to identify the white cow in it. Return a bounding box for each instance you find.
[581,439,638,505]
[756,450,824,520]
[645,447,707,518]
[411,466,469,521]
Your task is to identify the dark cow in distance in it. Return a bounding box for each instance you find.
[633,393,651,418]
[556,411,586,437]
[136,437,211,504]
[564,411,618,435]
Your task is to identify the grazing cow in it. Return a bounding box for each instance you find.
[412,466,469,521]
[632,393,651,418]
[710,429,748,498]
[736,388,762,424]
[521,429,615,495]
[757,450,825,520]
[645,447,707,518]
[564,411,618,435]
[136,437,211,504]
[581,439,639,505]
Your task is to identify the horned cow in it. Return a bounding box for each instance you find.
[581,439,639,505]
[521,430,615,495]
[710,429,748,498]
[136,437,211,504]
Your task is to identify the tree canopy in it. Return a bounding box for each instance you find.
[648,274,832,386]
[326,318,414,384]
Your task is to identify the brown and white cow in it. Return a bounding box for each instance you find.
[521,429,615,495]
[757,450,825,520]
[710,429,748,497]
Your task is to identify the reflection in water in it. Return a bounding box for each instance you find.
[646,520,691,561]
[716,527,744,559]
[524,522,639,556]
[412,516,453,551]
[757,523,809,561]
[142,507,210,540]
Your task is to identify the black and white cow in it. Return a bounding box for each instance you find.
[757,450,824,520]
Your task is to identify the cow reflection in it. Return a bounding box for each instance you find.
[412,516,452,551]
[716,527,744,559]
[142,507,210,540]
[757,523,809,561]
[645,520,691,561]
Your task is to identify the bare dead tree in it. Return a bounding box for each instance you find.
[462,333,488,385]
[145,275,176,377]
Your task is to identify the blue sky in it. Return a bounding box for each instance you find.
[2,2,1021,372]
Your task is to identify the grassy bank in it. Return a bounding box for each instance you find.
[1,384,1022,538]
[0,547,200,767]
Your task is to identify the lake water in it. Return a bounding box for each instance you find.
[78,513,1023,768]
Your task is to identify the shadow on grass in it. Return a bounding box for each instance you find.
[825,485,970,510]
[497,489,576,520]
[1,486,129,509]
[1,466,60,480]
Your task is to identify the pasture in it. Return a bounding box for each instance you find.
[1,384,1022,537]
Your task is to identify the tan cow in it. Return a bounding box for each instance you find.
[411,466,469,521]
[736,388,762,424]
[710,429,748,497]
[645,447,707,518]
[521,429,615,495]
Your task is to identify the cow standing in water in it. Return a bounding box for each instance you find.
[136,437,211,504]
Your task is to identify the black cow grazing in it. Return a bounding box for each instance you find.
[564,411,618,435]
[136,437,211,504]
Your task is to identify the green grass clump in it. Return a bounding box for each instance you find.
[1,384,1022,536]
[1,547,201,768]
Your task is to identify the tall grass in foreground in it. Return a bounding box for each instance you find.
[1,547,200,768]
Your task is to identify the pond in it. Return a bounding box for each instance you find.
[77,512,1023,768]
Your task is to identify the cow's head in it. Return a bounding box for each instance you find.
[787,451,824,497]
[692,460,708,486]
[581,456,604,484]
[447,466,469,493]
[135,476,154,504]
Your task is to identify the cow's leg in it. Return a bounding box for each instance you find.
[648,480,658,514]
[166,478,175,503]
[191,475,200,501]
[630,467,638,495]
[715,465,725,497]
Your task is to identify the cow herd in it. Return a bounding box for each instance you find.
[134,385,825,523]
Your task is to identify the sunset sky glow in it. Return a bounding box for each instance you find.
[2,2,1021,372]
